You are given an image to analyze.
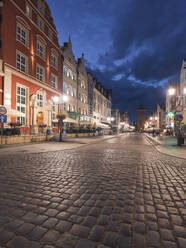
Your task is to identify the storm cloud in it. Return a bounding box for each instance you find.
[47,0,186,121]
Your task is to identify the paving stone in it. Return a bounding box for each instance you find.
[82,216,97,228]
[119,223,132,236]
[56,211,70,220]
[56,233,78,248]
[55,220,72,233]
[174,225,186,238]
[103,232,120,248]
[41,230,60,243]
[177,237,186,248]
[17,223,35,235]
[27,226,47,240]
[133,233,145,248]
[171,214,183,225]
[160,228,175,241]
[44,209,59,217]
[162,241,178,248]
[70,224,90,238]
[146,231,161,247]
[42,218,58,229]
[134,221,146,234]
[75,239,96,248]
[89,225,104,242]
[4,220,24,231]
[0,230,15,244]
[7,236,30,248]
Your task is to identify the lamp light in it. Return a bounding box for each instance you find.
[168,88,175,96]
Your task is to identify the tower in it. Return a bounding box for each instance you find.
[137,105,146,131]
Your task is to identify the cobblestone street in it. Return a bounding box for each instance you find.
[0,133,186,248]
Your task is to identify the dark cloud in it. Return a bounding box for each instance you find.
[98,0,186,82]
[46,0,185,121]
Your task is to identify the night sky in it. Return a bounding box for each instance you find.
[46,0,186,121]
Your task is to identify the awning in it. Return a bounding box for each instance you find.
[7,109,25,117]
[63,117,78,124]
[101,121,111,126]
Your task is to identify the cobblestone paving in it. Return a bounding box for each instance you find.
[0,133,186,248]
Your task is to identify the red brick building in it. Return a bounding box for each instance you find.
[0,0,62,134]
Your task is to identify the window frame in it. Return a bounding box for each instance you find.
[51,74,57,88]
[16,84,27,126]
[36,64,45,82]
[16,50,28,73]
[37,16,44,31]
[37,93,44,107]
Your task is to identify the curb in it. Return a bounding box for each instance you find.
[145,134,186,160]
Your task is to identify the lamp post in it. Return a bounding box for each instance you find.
[168,86,186,146]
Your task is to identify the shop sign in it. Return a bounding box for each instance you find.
[0,115,7,123]
[0,106,7,115]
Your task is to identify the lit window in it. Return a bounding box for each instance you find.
[72,88,76,97]
[36,64,45,81]
[63,66,67,76]
[37,93,43,107]
[67,87,71,95]
[51,74,57,88]
[16,85,26,125]
[16,52,27,73]
[63,83,67,93]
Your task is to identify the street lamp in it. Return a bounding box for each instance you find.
[168,88,176,96]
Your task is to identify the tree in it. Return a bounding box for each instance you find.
[56,114,66,141]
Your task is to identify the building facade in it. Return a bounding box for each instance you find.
[61,37,78,127]
[137,105,146,131]
[0,0,62,134]
[93,82,112,128]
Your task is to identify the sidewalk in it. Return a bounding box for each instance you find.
[145,133,186,159]
[0,134,116,155]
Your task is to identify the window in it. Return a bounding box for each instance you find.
[51,54,57,68]
[17,25,26,45]
[36,64,45,81]
[37,16,44,31]
[63,66,67,76]
[16,85,26,125]
[26,4,32,18]
[67,105,70,111]
[16,51,27,73]
[72,88,76,98]
[51,74,57,88]
[67,87,71,95]
[36,41,45,58]
[48,28,53,40]
[38,0,45,15]
[37,93,43,107]
[63,83,67,93]
[51,49,58,68]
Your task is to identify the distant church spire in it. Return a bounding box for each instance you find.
[68,34,71,44]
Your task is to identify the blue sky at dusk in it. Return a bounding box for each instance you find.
[46,0,186,121]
